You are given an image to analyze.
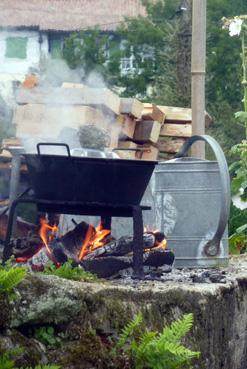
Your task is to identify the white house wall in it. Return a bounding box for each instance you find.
[0,29,49,78]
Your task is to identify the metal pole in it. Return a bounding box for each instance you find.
[191,0,207,158]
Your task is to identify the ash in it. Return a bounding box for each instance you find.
[112,265,228,285]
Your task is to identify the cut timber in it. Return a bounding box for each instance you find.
[157,137,186,153]
[117,114,136,139]
[62,82,85,89]
[16,86,120,115]
[120,98,144,119]
[2,138,21,149]
[115,141,137,159]
[134,120,161,144]
[158,152,176,161]
[142,103,166,124]
[14,104,108,139]
[158,105,192,122]
[160,123,192,137]
[136,145,159,160]
[158,105,212,127]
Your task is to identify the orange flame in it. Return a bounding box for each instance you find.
[39,218,58,255]
[79,223,111,260]
[144,225,167,250]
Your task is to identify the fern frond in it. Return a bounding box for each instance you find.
[43,260,97,282]
[0,267,27,293]
[0,353,15,369]
[117,312,143,348]
[160,313,194,344]
[133,331,157,364]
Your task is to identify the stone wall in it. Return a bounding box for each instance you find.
[0,257,247,368]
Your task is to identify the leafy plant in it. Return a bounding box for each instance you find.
[116,313,200,369]
[0,266,26,294]
[22,364,60,369]
[43,260,98,281]
[34,326,63,348]
[0,351,16,369]
[0,350,60,369]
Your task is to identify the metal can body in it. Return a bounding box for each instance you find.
[154,158,229,268]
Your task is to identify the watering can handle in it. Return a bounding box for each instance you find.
[175,135,230,257]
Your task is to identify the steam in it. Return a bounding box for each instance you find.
[18,61,120,154]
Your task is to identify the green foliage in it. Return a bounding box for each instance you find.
[22,364,60,369]
[63,28,108,75]
[62,0,181,103]
[229,140,247,199]
[0,265,26,294]
[0,350,60,369]
[43,260,98,282]
[117,313,200,369]
[0,351,15,369]
[34,326,63,348]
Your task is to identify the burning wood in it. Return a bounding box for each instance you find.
[11,218,174,278]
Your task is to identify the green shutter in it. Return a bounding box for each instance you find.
[5,37,27,59]
[50,39,63,59]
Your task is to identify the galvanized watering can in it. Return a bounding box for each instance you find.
[153,135,230,268]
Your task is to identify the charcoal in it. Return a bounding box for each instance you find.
[84,233,156,260]
[143,249,175,267]
[81,256,131,278]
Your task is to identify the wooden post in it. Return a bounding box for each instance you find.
[191,0,207,158]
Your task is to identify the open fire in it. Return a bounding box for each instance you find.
[12,217,173,278]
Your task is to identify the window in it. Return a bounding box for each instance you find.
[120,55,135,75]
[5,37,27,59]
[49,38,63,59]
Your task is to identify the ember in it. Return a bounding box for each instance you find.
[12,218,174,278]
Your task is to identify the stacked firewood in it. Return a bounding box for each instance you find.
[6,83,212,161]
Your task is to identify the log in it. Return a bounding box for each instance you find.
[117,114,136,139]
[143,249,175,267]
[84,233,156,260]
[81,256,131,278]
[160,123,192,137]
[120,98,144,119]
[61,221,96,257]
[136,145,159,160]
[12,234,42,259]
[157,137,186,153]
[142,103,166,124]
[81,249,174,278]
[134,120,161,143]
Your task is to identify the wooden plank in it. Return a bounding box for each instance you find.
[160,123,192,137]
[136,144,159,161]
[15,86,121,115]
[117,114,136,139]
[158,105,192,122]
[134,120,161,144]
[115,140,137,159]
[14,105,109,139]
[120,98,144,119]
[142,103,166,124]
[2,138,21,149]
[158,152,175,161]
[157,137,186,153]
[158,105,212,126]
